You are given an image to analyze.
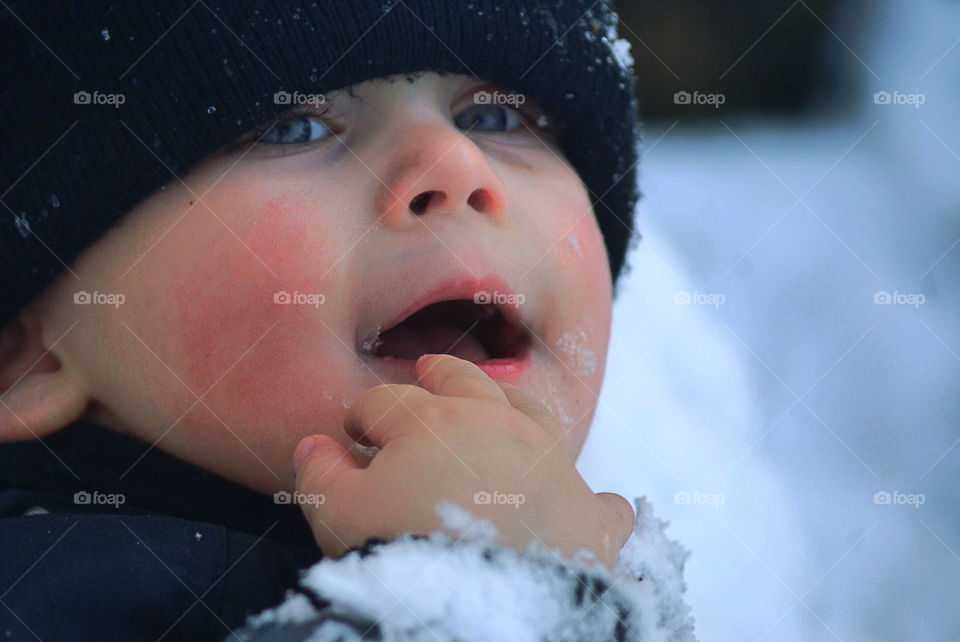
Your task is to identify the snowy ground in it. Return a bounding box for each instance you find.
[578,1,960,639]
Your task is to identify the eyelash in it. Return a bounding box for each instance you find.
[253,102,338,140]
[243,95,561,153]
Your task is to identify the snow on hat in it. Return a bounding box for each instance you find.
[0,0,641,329]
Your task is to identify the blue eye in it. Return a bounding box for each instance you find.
[454,104,523,132]
[259,116,332,144]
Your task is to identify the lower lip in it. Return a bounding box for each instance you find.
[370,347,532,382]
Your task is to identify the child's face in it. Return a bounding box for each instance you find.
[36,72,613,494]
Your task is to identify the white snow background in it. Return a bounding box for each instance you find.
[577,1,960,640]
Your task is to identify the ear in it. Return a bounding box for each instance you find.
[0,307,88,442]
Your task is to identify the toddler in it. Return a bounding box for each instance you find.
[0,1,696,640]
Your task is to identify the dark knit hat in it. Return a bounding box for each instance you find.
[0,1,641,329]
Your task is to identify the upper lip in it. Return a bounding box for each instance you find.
[359,272,528,355]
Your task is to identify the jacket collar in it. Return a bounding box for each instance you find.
[0,420,318,550]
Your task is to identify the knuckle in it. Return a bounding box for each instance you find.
[508,409,552,442]
[353,384,418,418]
[383,383,422,404]
[520,402,557,425]
[359,383,399,404]
[441,369,486,391]
[606,495,634,532]
[497,411,548,450]
[408,397,456,429]
[351,385,384,411]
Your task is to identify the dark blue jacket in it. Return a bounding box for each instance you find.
[0,422,697,642]
[0,421,324,640]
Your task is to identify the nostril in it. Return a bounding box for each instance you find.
[467,188,492,213]
[409,190,440,215]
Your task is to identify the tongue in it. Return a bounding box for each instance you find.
[376,322,490,362]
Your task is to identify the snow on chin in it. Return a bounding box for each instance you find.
[555,329,597,377]
[543,375,575,427]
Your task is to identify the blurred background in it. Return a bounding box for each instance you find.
[577,1,960,640]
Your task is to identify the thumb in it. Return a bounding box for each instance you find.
[596,492,636,552]
[292,434,359,489]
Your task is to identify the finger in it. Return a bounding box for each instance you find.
[293,434,360,496]
[495,382,561,435]
[343,383,433,448]
[596,492,636,551]
[415,354,509,404]
[294,435,362,555]
[0,374,84,443]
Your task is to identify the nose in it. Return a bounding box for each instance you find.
[374,120,508,228]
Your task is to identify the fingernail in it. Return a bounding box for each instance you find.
[292,436,318,475]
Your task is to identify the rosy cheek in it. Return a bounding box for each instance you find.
[153,191,349,419]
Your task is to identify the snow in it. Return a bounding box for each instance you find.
[13,214,30,239]
[592,4,635,73]
[435,498,499,543]
[555,329,597,377]
[607,37,634,73]
[577,1,960,639]
[246,593,318,627]
[579,227,810,639]
[359,326,383,355]
[244,496,695,641]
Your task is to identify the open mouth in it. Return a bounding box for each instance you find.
[362,299,532,374]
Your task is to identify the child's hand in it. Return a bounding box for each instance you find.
[291,354,635,569]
